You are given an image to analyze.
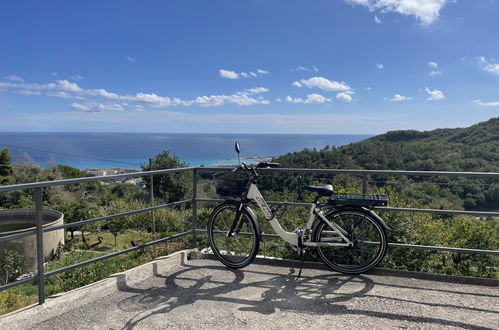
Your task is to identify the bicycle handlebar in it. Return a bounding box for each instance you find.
[237,161,280,180]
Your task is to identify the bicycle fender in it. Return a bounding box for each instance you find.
[326,206,391,231]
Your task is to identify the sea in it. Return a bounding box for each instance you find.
[0,133,371,170]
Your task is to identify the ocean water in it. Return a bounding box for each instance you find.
[0,133,371,169]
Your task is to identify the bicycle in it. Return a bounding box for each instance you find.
[207,142,390,275]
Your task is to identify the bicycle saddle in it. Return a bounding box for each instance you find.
[305,184,334,196]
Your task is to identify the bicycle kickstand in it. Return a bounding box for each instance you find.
[296,250,305,279]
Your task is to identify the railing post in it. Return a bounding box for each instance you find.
[35,187,45,304]
[362,174,368,195]
[149,173,156,256]
[191,168,198,248]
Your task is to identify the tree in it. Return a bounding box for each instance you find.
[0,148,12,184]
[106,200,133,246]
[12,153,41,184]
[0,249,24,285]
[59,201,100,241]
[141,150,191,203]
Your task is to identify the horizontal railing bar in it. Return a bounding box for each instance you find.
[388,243,499,255]
[195,229,498,256]
[0,275,38,293]
[196,228,281,239]
[0,167,194,192]
[0,228,37,243]
[378,207,499,217]
[44,231,191,278]
[195,198,498,217]
[195,198,311,207]
[197,166,499,178]
[44,200,192,233]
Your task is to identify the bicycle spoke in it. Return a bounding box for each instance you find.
[315,209,387,274]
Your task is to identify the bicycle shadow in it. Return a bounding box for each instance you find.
[115,253,495,330]
[115,253,373,329]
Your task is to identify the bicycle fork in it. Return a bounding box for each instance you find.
[226,203,244,238]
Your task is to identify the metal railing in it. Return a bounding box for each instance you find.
[0,166,498,306]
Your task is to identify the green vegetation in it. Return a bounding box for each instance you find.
[0,249,25,285]
[274,117,499,210]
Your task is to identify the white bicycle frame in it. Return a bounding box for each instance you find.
[246,183,353,248]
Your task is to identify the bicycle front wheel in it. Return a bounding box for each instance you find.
[208,202,259,268]
[313,208,387,274]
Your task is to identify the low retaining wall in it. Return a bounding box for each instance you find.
[0,209,64,272]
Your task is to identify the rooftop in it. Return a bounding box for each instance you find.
[2,250,498,329]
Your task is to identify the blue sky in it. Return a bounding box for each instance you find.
[0,0,498,133]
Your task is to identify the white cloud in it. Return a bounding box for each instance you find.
[57,80,83,92]
[305,93,331,103]
[484,65,499,75]
[474,100,499,107]
[70,75,84,81]
[374,15,381,23]
[193,93,269,107]
[5,75,23,82]
[134,93,181,107]
[428,61,438,68]
[384,94,412,101]
[376,63,384,69]
[285,93,331,104]
[219,69,239,79]
[476,56,499,75]
[51,72,58,76]
[47,91,78,99]
[293,76,352,92]
[291,66,319,72]
[9,90,42,96]
[292,66,310,71]
[70,102,125,112]
[336,92,354,102]
[219,68,268,79]
[243,87,269,95]
[0,77,271,110]
[345,0,452,25]
[127,56,136,62]
[429,71,442,76]
[424,87,445,100]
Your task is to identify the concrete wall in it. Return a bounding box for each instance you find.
[0,209,65,272]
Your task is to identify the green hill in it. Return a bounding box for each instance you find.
[276,117,499,172]
[274,117,499,210]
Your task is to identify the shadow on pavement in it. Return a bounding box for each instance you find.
[115,253,494,330]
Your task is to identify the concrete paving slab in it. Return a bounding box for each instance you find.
[1,250,498,329]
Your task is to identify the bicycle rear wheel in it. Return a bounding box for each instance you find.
[208,202,259,268]
[313,208,387,274]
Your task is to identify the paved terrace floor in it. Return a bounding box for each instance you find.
[1,250,498,329]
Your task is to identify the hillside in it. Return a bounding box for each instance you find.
[274,117,499,209]
[276,117,499,172]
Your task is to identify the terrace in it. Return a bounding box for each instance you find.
[0,166,498,328]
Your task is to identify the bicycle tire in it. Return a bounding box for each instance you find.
[313,208,387,274]
[208,202,259,268]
